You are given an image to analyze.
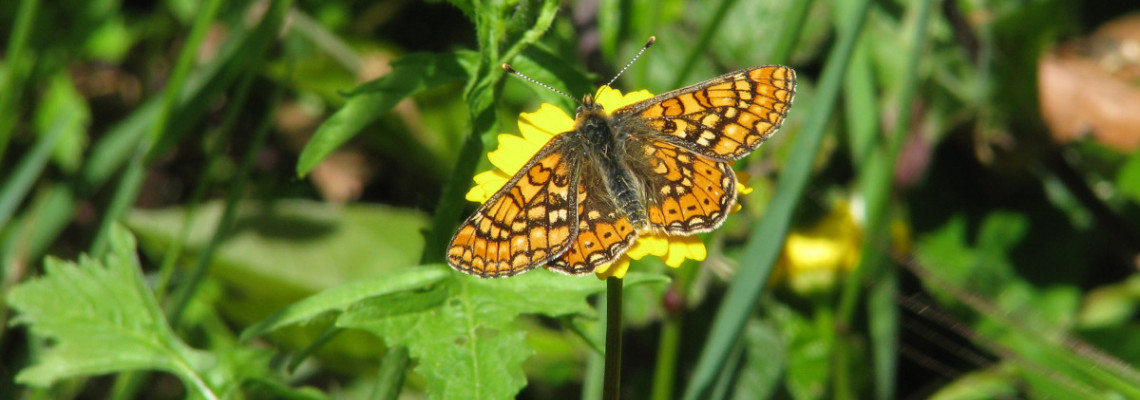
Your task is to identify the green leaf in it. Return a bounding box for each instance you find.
[33,72,89,173]
[7,225,218,398]
[126,200,430,303]
[927,368,1020,400]
[336,269,667,400]
[443,0,474,20]
[296,51,474,177]
[82,14,133,62]
[1117,151,1140,204]
[245,262,665,400]
[240,266,450,342]
[126,198,431,369]
[729,319,785,400]
[770,302,831,400]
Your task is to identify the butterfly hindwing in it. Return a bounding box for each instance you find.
[633,140,737,234]
[617,65,796,161]
[447,135,581,277]
[548,162,639,275]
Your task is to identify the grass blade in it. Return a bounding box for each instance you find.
[836,1,935,397]
[0,0,40,163]
[681,1,874,398]
[0,118,67,229]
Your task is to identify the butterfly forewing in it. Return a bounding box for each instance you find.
[447,135,581,277]
[548,164,639,275]
[619,65,796,161]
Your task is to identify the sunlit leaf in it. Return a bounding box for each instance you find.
[336,269,667,400]
[8,225,217,397]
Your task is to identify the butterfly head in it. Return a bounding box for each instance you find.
[576,94,605,119]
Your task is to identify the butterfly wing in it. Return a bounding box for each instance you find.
[615,65,795,161]
[447,135,581,277]
[630,139,737,234]
[548,162,639,275]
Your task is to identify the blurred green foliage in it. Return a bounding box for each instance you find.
[1,0,1139,399]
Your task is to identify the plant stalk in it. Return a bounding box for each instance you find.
[603,277,624,400]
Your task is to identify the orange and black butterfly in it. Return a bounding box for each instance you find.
[447,63,796,277]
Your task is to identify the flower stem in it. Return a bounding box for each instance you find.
[603,276,624,400]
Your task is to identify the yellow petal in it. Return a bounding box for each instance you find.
[467,170,512,202]
[663,235,707,267]
[622,233,707,268]
[519,103,574,143]
[595,257,631,280]
[734,170,753,195]
[487,134,539,174]
[595,86,654,114]
[627,234,665,259]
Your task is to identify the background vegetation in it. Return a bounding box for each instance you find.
[2,0,1139,399]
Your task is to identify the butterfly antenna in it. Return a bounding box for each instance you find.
[606,36,656,87]
[502,64,579,104]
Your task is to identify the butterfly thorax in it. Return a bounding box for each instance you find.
[575,94,649,230]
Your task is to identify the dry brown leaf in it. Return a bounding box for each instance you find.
[1039,14,1140,151]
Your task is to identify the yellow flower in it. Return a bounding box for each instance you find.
[467,86,751,279]
[772,198,910,295]
[773,201,861,295]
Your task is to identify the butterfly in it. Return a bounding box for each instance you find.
[447,65,796,277]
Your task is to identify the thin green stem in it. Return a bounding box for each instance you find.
[143,0,223,153]
[603,277,624,400]
[153,69,257,299]
[839,0,932,323]
[90,147,147,257]
[0,0,40,164]
[288,325,344,372]
[582,307,606,400]
[867,260,899,400]
[166,85,282,324]
[374,347,410,400]
[769,0,815,65]
[89,0,223,258]
[287,9,363,73]
[419,0,560,264]
[650,259,698,400]
[669,0,739,89]
[0,184,74,276]
[650,315,681,400]
[836,3,932,400]
[707,339,745,399]
[0,117,68,229]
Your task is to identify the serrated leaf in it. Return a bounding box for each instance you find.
[7,225,218,398]
[334,268,667,400]
[771,300,831,400]
[241,266,668,399]
[296,51,474,177]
